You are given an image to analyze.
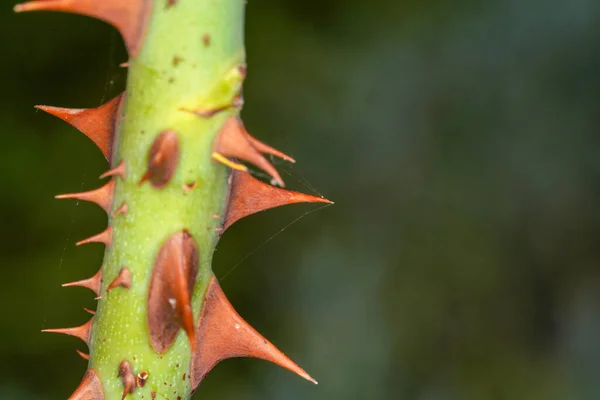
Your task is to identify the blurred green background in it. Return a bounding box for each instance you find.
[2,0,600,399]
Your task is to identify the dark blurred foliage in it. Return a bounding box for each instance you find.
[1,0,600,399]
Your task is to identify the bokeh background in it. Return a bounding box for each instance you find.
[1,0,600,399]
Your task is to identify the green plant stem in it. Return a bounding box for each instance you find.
[90,1,246,398]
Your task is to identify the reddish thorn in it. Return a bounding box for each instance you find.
[148,231,198,353]
[76,226,113,247]
[223,171,333,231]
[140,130,180,189]
[107,267,132,292]
[243,132,295,163]
[35,93,124,161]
[62,268,102,296]
[42,318,93,346]
[56,180,115,213]
[120,61,130,68]
[118,360,137,400]
[100,160,126,179]
[14,1,151,58]
[213,117,290,186]
[136,371,149,388]
[113,202,128,217]
[68,369,104,400]
[191,276,317,387]
[83,308,96,315]
[76,349,90,360]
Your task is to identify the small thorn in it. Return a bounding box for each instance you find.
[35,93,124,161]
[56,180,115,213]
[140,130,180,189]
[100,160,126,179]
[120,61,130,68]
[76,226,112,247]
[42,318,93,346]
[14,0,151,57]
[244,133,295,163]
[212,117,289,186]
[212,214,221,219]
[76,349,90,360]
[223,171,333,231]
[83,308,96,315]
[113,202,128,217]
[118,360,137,400]
[62,268,103,296]
[136,371,149,388]
[107,267,132,292]
[183,181,197,194]
[148,231,198,353]
[191,276,317,387]
[68,369,104,400]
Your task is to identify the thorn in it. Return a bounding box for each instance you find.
[14,1,151,57]
[68,369,104,400]
[136,371,149,388]
[183,181,197,194]
[112,202,128,217]
[223,171,333,231]
[100,160,126,179]
[35,93,124,161]
[56,180,115,213]
[76,349,89,360]
[212,117,293,187]
[76,226,113,247]
[118,360,137,400]
[62,268,103,296]
[107,267,132,292]
[120,61,130,68]
[148,231,198,353]
[139,130,180,189]
[83,308,96,315]
[191,276,317,388]
[42,318,93,346]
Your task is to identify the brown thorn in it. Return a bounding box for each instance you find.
[148,231,198,353]
[76,349,90,360]
[118,360,137,400]
[76,226,113,247]
[213,117,288,187]
[56,180,115,213]
[83,307,96,315]
[243,132,295,163]
[14,1,151,57]
[62,268,103,296]
[100,160,126,179]
[42,318,93,346]
[107,267,132,292]
[191,276,317,387]
[139,130,180,189]
[120,61,130,68]
[68,369,104,400]
[223,171,333,232]
[35,93,124,161]
[136,371,149,388]
[112,202,128,217]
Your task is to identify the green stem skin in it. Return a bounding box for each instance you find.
[90,1,245,399]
